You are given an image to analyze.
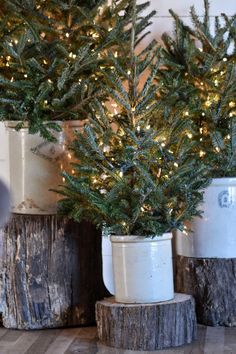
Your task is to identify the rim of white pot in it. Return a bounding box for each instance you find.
[111,233,172,243]
[211,177,236,186]
[63,120,85,128]
[5,120,63,130]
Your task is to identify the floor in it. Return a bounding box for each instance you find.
[0,325,233,354]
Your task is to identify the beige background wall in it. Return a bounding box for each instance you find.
[0,1,235,184]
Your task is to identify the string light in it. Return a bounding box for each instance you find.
[187,132,193,139]
[215,147,220,153]
[184,111,189,116]
[223,57,227,62]
[199,150,206,157]
[229,102,235,108]
[119,171,123,177]
[65,33,70,38]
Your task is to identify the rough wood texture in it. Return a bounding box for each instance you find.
[96,293,197,351]
[1,214,109,330]
[175,255,236,327]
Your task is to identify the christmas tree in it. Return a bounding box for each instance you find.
[158,0,236,177]
[57,0,210,236]
[0,0,155,140]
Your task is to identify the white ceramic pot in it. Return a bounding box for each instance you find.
[0,122,10,186]
[101,235,115,295]
[111,233,174,303]
[176,178,236,258]
[7,122,65,214]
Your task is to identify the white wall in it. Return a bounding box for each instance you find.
[145,0,236,41]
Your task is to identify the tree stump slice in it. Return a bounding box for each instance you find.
[175,255,236,326]
[2,214,108,329]
[96,293,197,351]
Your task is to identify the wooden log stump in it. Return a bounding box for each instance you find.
[96,293,197,351]
[175,255,236,326]
[1,214,109,329]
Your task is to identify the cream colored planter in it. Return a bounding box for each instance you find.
[7,122,65,214]
[176,178,236,258]
[0,122,10,185]
[102,235,115,295]
[111,233,174,303]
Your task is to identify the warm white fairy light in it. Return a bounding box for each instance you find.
[184,111,189,116]
[229,101,235,108]
[24,74,28,78]
[223,57,227,62]
[65,33,70,38]
[215,147,220,153]
[48,79,52,83]
[127,70,131,75]
[119,171,123,177]
[214,79,219,87]
[92,32,99,38]
[199,150,206,157]
[67,153,72,159]
[174,162,179,167]
[161,142,166,147]
[43,59,48,65]
[187,132,193,139]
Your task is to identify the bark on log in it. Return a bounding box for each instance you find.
[1,214,109,329]
[96,294,197,351]
[175,255,236,326]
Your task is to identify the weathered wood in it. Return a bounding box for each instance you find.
[1,214,109,329]
[96,293,197,351]
[175,255,236,326]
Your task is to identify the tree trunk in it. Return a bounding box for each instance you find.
[2,214,109,329]
[96,293,197,351]
[175,255,236,326]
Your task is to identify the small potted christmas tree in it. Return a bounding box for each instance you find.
[159,0,236,325]
[0,0,152,213]
[58,1,209,304]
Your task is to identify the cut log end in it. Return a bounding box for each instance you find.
[96,293,197,351]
